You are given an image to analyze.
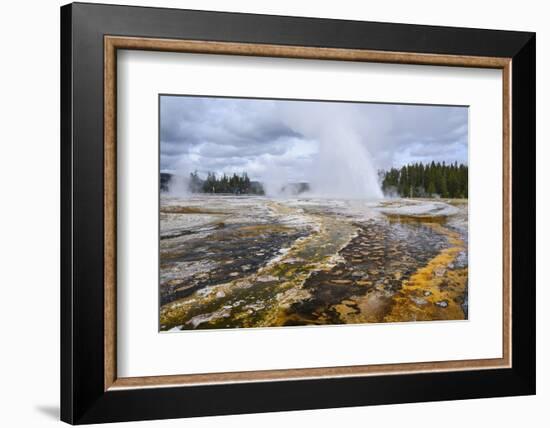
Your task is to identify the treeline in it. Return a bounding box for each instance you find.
[195,171,264,195]
[381,161,468,198]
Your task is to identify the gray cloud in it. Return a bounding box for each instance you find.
[160,96,468,184]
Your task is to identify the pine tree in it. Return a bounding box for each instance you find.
[427,180,436,196]
[381,161,467,198]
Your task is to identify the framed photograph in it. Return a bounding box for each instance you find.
[61,2,535,424]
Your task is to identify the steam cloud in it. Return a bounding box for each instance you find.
[280,102,382,199]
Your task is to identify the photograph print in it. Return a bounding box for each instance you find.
[159,95,469,331]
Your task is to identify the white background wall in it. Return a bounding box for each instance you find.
[0,0,546,427]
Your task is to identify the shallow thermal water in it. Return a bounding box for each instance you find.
[159,195,468,331]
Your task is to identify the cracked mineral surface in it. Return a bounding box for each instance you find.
[159,195,468,331]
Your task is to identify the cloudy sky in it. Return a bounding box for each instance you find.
[160,95,468,186]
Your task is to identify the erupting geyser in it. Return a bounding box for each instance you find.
[309,128,383,199]
[281,102,383,199]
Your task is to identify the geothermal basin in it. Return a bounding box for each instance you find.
[159,195,468,331]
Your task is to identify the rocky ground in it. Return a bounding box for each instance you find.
[159,195,468,331]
